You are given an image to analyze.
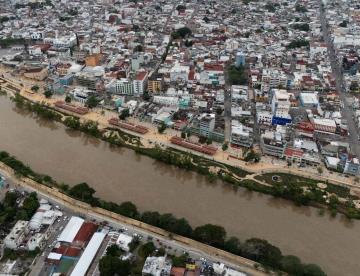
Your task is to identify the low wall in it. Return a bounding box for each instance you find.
[0,162,264,275]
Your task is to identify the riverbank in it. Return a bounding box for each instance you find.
[2,95,360,275]
[7,92,360,220]
[0,153,329,276]
[1,72,356,188]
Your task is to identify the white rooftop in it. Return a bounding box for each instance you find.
[57,216,84,243]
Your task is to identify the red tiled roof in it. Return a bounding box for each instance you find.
[73,222,98,243]
[135,71,148,81]
[284,147,303,158]
[204,64,223,72]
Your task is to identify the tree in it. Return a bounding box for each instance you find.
[142,91,151,101]
[22,192,39,219]
[244,150,260,162]
[141,211,161,226]
[295,4,308,13]
[106,244,122,257]
[44,89,53,98]
[302,264,326,276]
[317,167,323,174]
[119,108,130,120]
[118,201,138,218]
[280,255,303,275]
[171,253,188,267]
[241,238,283,268]
[224,237,241,254]
[99,255,131,276]
[68,182,96,204]
[65,95,71,103]
[64,116,80,130]
[228,65,247,85]
[86,95,100,109]
[193,224,226,247]
[138,242,156,258]
[222,143,228,151]
[31,85,39,93]
[158,122,166,134]
[181,132,186,139]
[339,20,348,28]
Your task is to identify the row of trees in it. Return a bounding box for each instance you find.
[64,181,325,275]
[64,116,101,137]
[12,94,61,121]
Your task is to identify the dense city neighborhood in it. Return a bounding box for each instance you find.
[0,0,360,275]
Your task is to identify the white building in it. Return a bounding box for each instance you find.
[261,68,288,92]
[231,120,253,148]
[70,232,106,276]
[133,71,148,95]
[27,233,46,251]
[108,79,134,95]
[4,221,29,249]
[57,216,84,244]
[271,89,291,118]
[170,62,189,83]
[116,233,133,252]
[142,256,172,276]
[153,96,179,106]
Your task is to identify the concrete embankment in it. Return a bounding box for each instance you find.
[0,162,266,276]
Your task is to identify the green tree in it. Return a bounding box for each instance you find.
[119,108,130,120]
[224,237,241,254]
[44,89,53,98]
[302,264,326,276]
[65,95,71,103]
[86,95,100,108]
[138,242,156,258]
[193,224,226,247]
[222,143,229,151]
[31,85,39,92]
[21,192,39,219]
[171,253,188,267]
[106,244,122,257]
[99,255,130,276]
[241,238,283,268]
[141,211,161,226]
[68,182,97,204]
[158,122,166,134]
[118,201,138,218]
[280,255,303,275]
[64,116,81,130]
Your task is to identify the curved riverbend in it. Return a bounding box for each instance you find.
[0,97,359,275]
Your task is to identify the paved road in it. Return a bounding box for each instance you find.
[319,4,360,157]
[0,167,267,276]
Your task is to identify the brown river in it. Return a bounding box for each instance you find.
[0,96,359,275]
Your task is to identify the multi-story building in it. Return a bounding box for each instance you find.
[261,68,288,92]
[108,79,134,95]
[231,121,253,148]
[199,113,215,137]
[260,130,287,157]
[133,71,148,95]
[313,118,337,133]
[4,220,29,249]
[147,73,164,93]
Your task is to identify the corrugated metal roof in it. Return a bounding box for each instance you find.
[70,232,106,276]
[57,216,84,243]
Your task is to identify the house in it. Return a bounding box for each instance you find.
[4,221,29,249]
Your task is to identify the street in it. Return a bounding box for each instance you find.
[319,3,360,157]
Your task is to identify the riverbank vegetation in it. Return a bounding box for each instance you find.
[255,173,360,219]
[0,150,327,274]
[5,95,360,219]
